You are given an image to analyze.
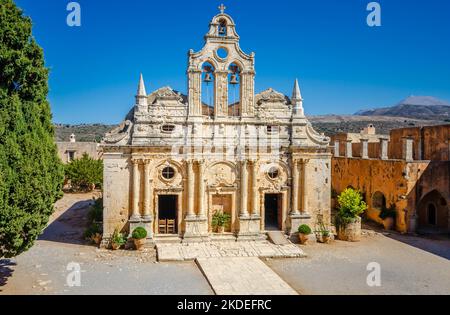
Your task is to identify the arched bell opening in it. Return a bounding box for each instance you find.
[201,62,215,118]
[218,18,227,37]
[228,63,241,117]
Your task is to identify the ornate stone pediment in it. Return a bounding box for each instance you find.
[149,87,184,104]
[256,88,288,105]
[206,162,236,187]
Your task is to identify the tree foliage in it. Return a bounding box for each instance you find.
[337,188,367,226]
[65,153,103,192]
[0,0,64,258]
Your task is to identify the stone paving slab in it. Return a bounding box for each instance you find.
[196,257,298,295]
[156,241,306,261]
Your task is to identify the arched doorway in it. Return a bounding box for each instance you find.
[417,190,449,233]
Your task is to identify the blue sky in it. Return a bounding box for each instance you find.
[15,0,450,124]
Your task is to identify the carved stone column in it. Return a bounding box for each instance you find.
[143,160,152,221]
[345,140,353,158]
[402,137,414,162]
[197,160,206,219]
[240,160,249,217]
[361,138,369,159]
[299,159,309,214]
[251,160,259,217]
[288,158,312,241]
[131,159,141,220]
[188,69,202,117]
[291,160,299,215]
[240,71,255,117]
[186,160,195,218]
[214,71,228,118]
[380,137,389,160]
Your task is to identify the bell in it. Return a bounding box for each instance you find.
[204,72,212,83]
[230,74,239,85]
[219,26,227,35]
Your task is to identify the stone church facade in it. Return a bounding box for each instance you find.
[102,8,331,243]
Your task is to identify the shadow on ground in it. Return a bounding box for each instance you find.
[39,199,94,246]
[0,259,16,292]
[363,221,450,260]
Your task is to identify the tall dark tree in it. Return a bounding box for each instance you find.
[0,0,64,258]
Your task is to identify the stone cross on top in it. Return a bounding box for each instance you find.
[218,4,226,14]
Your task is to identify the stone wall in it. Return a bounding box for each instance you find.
[56,141,100,163]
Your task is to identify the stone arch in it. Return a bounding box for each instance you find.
[228,62,242,116]
[205,161,237,187]
[417,190,449,231]
[372,191,387,210]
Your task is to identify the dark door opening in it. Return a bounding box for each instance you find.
[265,194,282,231]
[158,195,178,234]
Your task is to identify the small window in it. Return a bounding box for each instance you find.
[268,167,279,180]
[267,126,279,134]
[67,151,75,162]
[162,167,175,180]
[216,47,228,59]
[162,125,175,133]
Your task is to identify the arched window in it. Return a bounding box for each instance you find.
[202,62,215,117]
[228,63,241,117]
[372,191,386,210]
[427,203,437,226]
[218,19,227,37]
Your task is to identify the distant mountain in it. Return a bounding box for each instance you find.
[355,96,450,121]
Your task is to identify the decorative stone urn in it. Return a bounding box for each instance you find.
[337,217,362,242]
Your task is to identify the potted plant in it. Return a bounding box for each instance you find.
[212,211,231,233]
[110,228,126,250]
[298,224,312,245]
[336,188,367,242]
[315,223,331,244]
[132,227,147,251]
[379,205,396,230]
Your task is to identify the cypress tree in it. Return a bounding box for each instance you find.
[0,0,64,258]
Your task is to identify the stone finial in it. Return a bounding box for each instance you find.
[137,73,147,96]
[218,4,226,14]
[292,79,304,116]
[136,73,148,107]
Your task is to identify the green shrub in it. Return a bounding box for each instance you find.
[298,224,312,235]
[88,198,103,222]
[211,211,231,228]
[65,153,103,192]
[336,188,367,227]
[132,227,147,240]
[111,228,126,246]
[379,204,397,220]
[0,0,65,258]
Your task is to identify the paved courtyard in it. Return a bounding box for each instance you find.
[197,257,297,295]
[1,193,450,295]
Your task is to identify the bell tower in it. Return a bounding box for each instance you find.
[187,5,255,118]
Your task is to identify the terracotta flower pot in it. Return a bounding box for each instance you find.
[321,235,330,244]
[111,243,121,250]
[337,217,362,242]
[92,233,102,246]
[217,226,225,234]
[299,233,309,245]
[382,217,395,230]
[134,238,146,251]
